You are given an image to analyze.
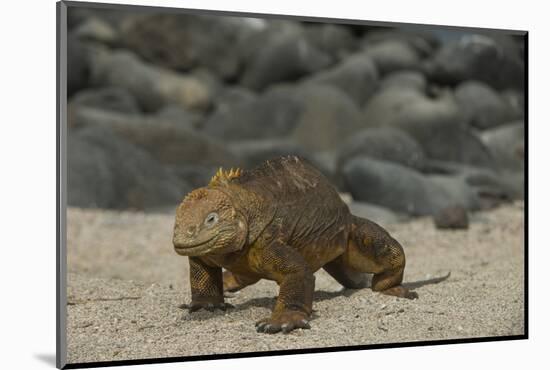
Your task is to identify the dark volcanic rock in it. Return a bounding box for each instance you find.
[420,160,522,206]
[336,127,426,171]
[68,126,189,210]
[362,29,439,57]
[237,21,301,64]
[154,104,203,131]
[70,107,239,167]
[120,14,249,80]
[422,34,524,89]
[88,49,211,112]
[304,23,358,60]
[302,53,379,105]
[433,205,469,229]
[290,85,364,151]
[202,85,302,140]
[67,34,91,96]
[74,17,119,45]
[213,86,257,113]
[363,85,426,120]
[380,70,427,92]
[480,122,525,172]
[363,88,494,167]
[501,89,525,119]
[167,164,217,189]
[364,40,422,75]
[69,87,140,114]
[68,131,114,209]
[343,157,479,216]
[239,22,332,90]
[67,7,129,30]
[455,80,519,129]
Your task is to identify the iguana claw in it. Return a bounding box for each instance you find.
[179,302,234,312]
[255,311,311,334]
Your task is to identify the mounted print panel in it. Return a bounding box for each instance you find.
[57,1,526,368]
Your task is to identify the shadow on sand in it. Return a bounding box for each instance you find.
[180,272,451,321]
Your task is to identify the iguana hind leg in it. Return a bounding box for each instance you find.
[345,217,418,299]
[323,254,369,289]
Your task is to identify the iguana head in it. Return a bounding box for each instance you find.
[173,187,247,256]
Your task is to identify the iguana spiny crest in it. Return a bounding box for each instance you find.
[209,167,243,187]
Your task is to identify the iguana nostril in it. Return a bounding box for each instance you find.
[187,226,197,235]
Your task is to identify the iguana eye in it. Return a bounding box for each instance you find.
[204,212,219,227]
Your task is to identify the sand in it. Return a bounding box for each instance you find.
[65,202,525,364]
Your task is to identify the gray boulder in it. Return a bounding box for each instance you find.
[362,29,439,57]
[237,20,302,64]
[120,14,249,80]
[480,122,525,172]
[302,53,379,105]
[363,88,494,167]
[239,23,332,90]
[420,159,523,204]
[202,85,302,140]
[364,40,422,75]
[422,34,524,89]
[363,85,426,118]
[69,87,140,114]
[310,150,342,188]
[343,157,479,216]
[74,17,119,45]
[501,89,525,119]
[213,86,257,114]
[433,205,469,230]
[290,85,364,151]
[304,23,357,59]
[68,126,189,210]
[154,104,203,131]
[67,34,90,96]
[336,127,426,171]
[455,80,519,129]
[167,164,217,190]
[67,7,129,30]
[68,131,114,209]
[70,106,240,167]
[380,70,427,92]
[88,49,211,112]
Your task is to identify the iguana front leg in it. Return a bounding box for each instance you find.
[180,257,233,312]
[253,241,315,334]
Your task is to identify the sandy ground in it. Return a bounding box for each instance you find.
[66,202,525,365]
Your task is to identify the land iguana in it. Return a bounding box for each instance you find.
[173,156,418,334]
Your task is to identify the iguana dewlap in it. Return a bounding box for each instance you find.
[173,156,416,334]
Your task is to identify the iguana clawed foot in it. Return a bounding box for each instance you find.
[255,310,311,334]
[179,301,234,312]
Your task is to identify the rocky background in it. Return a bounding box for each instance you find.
[66,7,525,224]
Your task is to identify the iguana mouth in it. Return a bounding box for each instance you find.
[174,235,218,255]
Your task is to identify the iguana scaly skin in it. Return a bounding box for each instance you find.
[173,156,417,334]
